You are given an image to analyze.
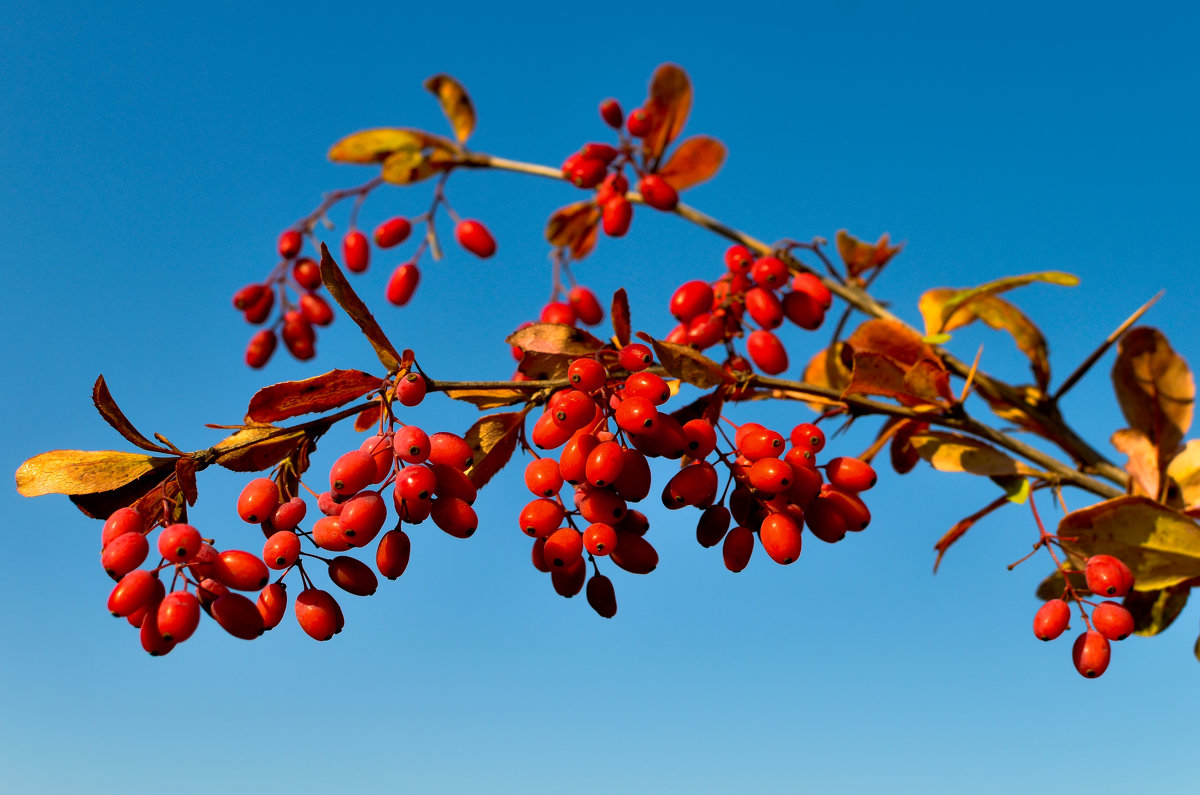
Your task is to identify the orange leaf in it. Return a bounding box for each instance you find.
[247,369,381,424]
[835,230,903,280]
[843,320,953,407]
[327,128,455,164]
[354,400,383,432]
[642,64,692,165]
[175,457,200,506]
[802,343,852,412]
[890,420,929,475]
[611,288,631,347]
[15,450,176,498]
[424,74,476,145]
[637,332,732,390]
[442,387,530,410]
[211,425,307,473]
[320,244,403,372]
[545,201,602,261]
[1111,428,1160,499]
[1111,327,1194,465]
[658,135,726,191]
[464,412,523,489]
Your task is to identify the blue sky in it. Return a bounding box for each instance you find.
[3,2,1199,792]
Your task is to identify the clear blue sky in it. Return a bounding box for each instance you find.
[3,2,1198,792]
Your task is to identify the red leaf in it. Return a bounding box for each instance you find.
[247,369,382,423]
[320,243,403,372]
[611,288,631,347]
[92,376,170,453]
[658,135,726,191]
[642,64,692,166]
[464,412,524,489]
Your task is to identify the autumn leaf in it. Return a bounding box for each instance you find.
[1124,586,1190,636]
[15,450,177,498]
[442,387,530,410]
[354,401,383,432]
[802,344,852,411]
[507,323,604,358]
[842,320,954,407]
[424,74,476,145]
[1057,495,1200,591]
[908,431,1034,477]
[209,425,308,473]
[1111,327,1194,465]
[642,64,692,166]
[637,333,730,389]
[921,271,1079,335]
[464,412,523,489]
[319,244,403,373]
[175,457,200,506]
[327,128,455,164]
[835,230,903,280]
[381,149,443,185]
[92,376,170,453]
[1166,440,1200,508]
[545,201,601,260]
[658,135,726,191]
[890,419,929,475]
[247,369,381,424]
[1111,428,1160,499]
[611,288,631,347]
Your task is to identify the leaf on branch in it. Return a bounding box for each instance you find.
[443,386,531,410]
[175,457,200,506]
[802,343,852,412]
[1166,440,1200,509]
[464,412,523,489]
[919,288,1052,391]
[908,431,1034,477]
[1111,428,1160,499]
[545,201,601,260]
[611,288,631,347]
[327,128,456,164]
[507,323,605,358]
[658,135,726,191]
[642,63,692,166]
[381,149,444,185]
[1057,495,1200,591]
[16,450,177,498]
[842,320,954,407]
[835,230,903,280]
[319,244,403,372]
[1124,586,1190,636]
[92,376,170,453]
[637,332,731,389]
[922,271,1079,335]
[354,400,383,432]
[515,351,574,382]
[210,425,308,473]
[247,369,381,424]
[1035,568,1091,601]
[132,476,186,527]
[424,74,476,145]
[1111,327,1194,466]
[890,419,929,474]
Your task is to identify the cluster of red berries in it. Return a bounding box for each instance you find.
[663,244,833,376]
[513,344,876,617]
[1032,553,1136,678]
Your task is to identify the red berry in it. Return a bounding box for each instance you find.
[263,531,301,570]
[278,229,303,259]
[670,281,715,323]
[746,329,788,375]
[312,515,353,551]
[544,527,584,569]
[745,287,784,329]
[568,286,604,326]
[750,256,788,289]
[158,523,202,563]
[212,593,265,639]
[342,229,370,273]
[107,570,162,617]
[386,263,421,306]
[245,328,277,368]
[600,98,624,128]
[376,529,412,580]
[271,497,307,532]
[524,457,564,498]
[759,513,803,565]
[1033,599,1071,641]
[723,526,755,572]
[568,358,607,392]
[455,219,496,258]
[683,420,717,459]
[792,272,833,309]
[586,573,618,618]
[782,290,825,330]
[696,505,731,548]
[428,432,474,471]
[725,245,754,273]
[738,427,785,461]
[602,196,632,237]
[101,532,149,580]
[518,498,565,539]
[157,591,201,643]
[583,522,618,556]
[294,588,342,640]
[394,425,431,464]
[328,556,379,596]
[790,422,825,452]
[330,450,376,496]
[299,293,334,326]
[373,217,412,248]
[1084,554,1134,597]
[748,458,794,494]
[257,582,288,630]
[102,507,143,548]
[825,457,877,492]
[292,257,321,290]
[1092,601,1135,641]
[806,497,849,543]
[396,372,427,407]
[339,492,388,546]
[233,283,268,311]
[614,396,659,434]
[608,532,658,574]
[663,462,719,508]
[626,107,653,137]
[639,174,678,211]
[540,301,576,326]
[243,287,275,324]
[618,343,654,373]
[1071,630,1111,678]
[139,606,176,656]
[213,550,269,591]
[567,157,608,189]
[238,477,280,524]
[431,496,478,538]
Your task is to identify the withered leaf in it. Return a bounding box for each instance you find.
[247,369,381,423]
[175,457,200,506]
[424,74,476,145]
[211,426,308,473]
[637,332,730,389]
[658,135,726,191]
[320,244,403,373]
[545,201,602,261]
[1111,327,1194,464]
[16,450,177,498]
[92,376,169,453]
[507,323,604,357]
[464,412,524,489]
[1111,428,1160,499]
[611,288,631,347]
[642,63,692,166]
[1057,495,1200,591]
[908,431,1034,477]
[442,387,530,410]
[1124,586,1190,636]
[516,351,574,382]
[835,230,903,280]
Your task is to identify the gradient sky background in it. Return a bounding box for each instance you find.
[3,2,1199,793]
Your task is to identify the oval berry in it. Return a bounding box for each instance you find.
[1033,599,1071,641]
[455,219,496,258]
[373,217,412,248]
[1071,630,1111,678]
[386,263,421,306]
[238,477,280,524]
[1092,601,1135,641]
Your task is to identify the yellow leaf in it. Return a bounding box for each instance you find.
[328,128,434,164]
[908,431,1035,477]
[464,412,523,488]
[1167,440,1200,508]
[1111,327,1194,465]
[381,149,440,185]
[443,387,530,409]
[835,230,903,280]
[424,74,476,145]
[1123,587,1189,636]
[930,271,1079,333]
[1057,495,1200,591]
[15,450,175,497]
